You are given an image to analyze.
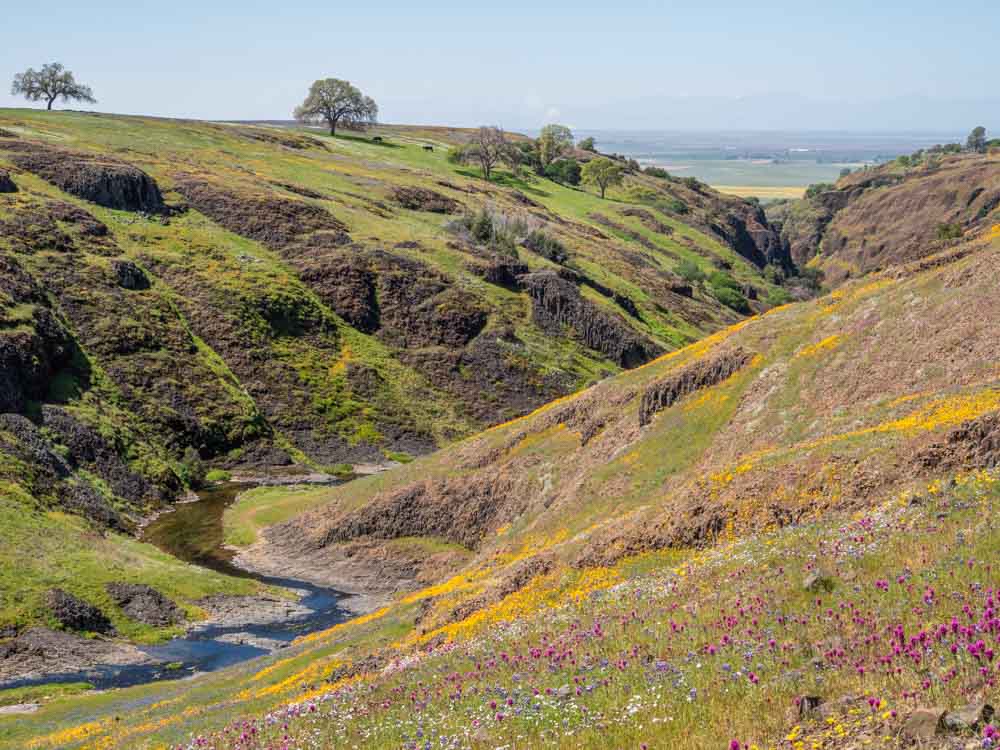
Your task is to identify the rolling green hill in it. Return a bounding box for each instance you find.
[3,110,999,749]
[0,109,801,640]
[6,207,999,748]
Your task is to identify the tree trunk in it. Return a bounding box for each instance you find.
[46,96,55,111]
[600,184,606,199]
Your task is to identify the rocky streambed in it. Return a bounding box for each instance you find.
[0,479,357,692]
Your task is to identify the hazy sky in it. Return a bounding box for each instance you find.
[2,0,997,130]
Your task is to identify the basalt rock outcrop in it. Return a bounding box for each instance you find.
[390,186,461,214]
[768,154,1000,282]
[638,347,754,426]
[173,177,349,252]
[112,259,151,290]
[0,256,75,413]
[3,142,164,212]
[46,589,114,634]
[522,270,660,368]
[710,202,784,270]
[106,583,182,626]
[0,170,16,193]
[320,474,519,551]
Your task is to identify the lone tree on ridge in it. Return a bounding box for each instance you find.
[11,63,96,110]
[966,126,987,154]
[294,78,378,136]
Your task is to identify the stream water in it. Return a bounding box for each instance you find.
[6,482,350,691]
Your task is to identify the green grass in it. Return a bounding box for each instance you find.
[0,682,92,709]
[222,485,336,548]
[0,497,262,642]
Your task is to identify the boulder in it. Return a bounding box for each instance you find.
[8,144,164,212]
[0,170,16,193]
[903,707,947,743]
[942,703,994,733]
[796,695,824,719]
[106,583,182,626]
[803,570,835,593]
[112,259,151,290]
[45,589,114,634]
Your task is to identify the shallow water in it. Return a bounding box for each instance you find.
[3,481,349,691]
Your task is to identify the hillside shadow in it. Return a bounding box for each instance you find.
[454,168,551,198]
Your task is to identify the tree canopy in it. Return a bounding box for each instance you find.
[461,127,519,181]
[578,136,597,152]
[967,126,987,154]
[11,63,96,111]
[581,157,624,199]
[537,124,574,170]
[294,79,377,136]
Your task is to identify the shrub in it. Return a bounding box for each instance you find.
[765,287,793,306]
[446,145,467,164]
[524,229,568,263]
[205,468,232,484]
[544,158,581,185]
[515,141,542,174]
[676,259,705,284]
[711,285,751,313]
[762,263,785,284]
[457,207,525,257]
[643,166,670,179]
[177,447,206,489]
[707,270,740,291]
[681,176,702,191]
[577,136,596,152]
[805,182,835,199]
[935,222,963,241]
[658,197,688,214]
[794,266,824,291]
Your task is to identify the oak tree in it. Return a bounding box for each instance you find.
[294,79,378,136]
[11,63,96,110]
[581,157,624,199]
[465,126,517,181]
[537,124,574,170]
[967,126,987,154]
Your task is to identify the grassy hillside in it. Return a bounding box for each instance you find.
[0,109,799,639]
[768,150,1000,286]
[8,220,999,748]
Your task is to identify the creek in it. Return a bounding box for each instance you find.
[7,481,349,691]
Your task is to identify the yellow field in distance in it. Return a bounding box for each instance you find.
[714,184,806,199]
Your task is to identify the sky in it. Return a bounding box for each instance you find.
[2,0,998,131]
